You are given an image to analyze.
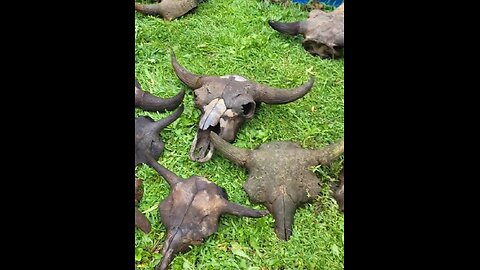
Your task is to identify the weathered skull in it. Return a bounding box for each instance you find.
[135,78,185,112]
[135,105,184,167]
[135,0,202,21]
[135,178,152,233]
[171,53,314,162]
[210,132,344,240]
[146,158,268,270]
[269,3,344,58]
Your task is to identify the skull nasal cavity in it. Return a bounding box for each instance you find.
[241,102,256,118]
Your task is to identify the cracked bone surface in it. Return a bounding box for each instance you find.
[210,132,344,240]
[171,52,314,162]
[146,158,268,270]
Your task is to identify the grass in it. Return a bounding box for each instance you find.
[135,0,344,269]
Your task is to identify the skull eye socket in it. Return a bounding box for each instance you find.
[241,102,256,118]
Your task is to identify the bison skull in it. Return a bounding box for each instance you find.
[135,105,184,167]
[135,78,185,112]
[269,3,344,58]
[171,53,314,162]
[210,132,344,240]
[135,0,202,21]
[146,158,268,270]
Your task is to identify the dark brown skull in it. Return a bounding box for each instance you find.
[269,3,344,58]
[332,168,344,212]
[135,105,184,166]
[171,53,314,162]
[135,78,185,112]
[135,0,202,21]
[135,178,152,233]
[210,132,344,240]
[146,158,268,270]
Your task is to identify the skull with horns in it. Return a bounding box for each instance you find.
[171,53,315,162]
[269,3,344,58]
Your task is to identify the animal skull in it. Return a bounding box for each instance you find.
[146,158,268,270]
[171,53,314,162]
[210,132,344,240]
[135,0,202,21]
[135,78,185,112]
[269,3,344,58]
[135,105,184,166]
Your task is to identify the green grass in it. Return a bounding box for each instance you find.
[135,0,344,269]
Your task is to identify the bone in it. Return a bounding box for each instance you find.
[210,132,344,240]
[146,161,268,270]
[199,98,227,130]
[268,3,344,58]
[171,52,314,163]
[135,105,184,166]
[189,129,215,163]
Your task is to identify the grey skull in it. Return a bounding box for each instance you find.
[269,3,344,58]
[171,53,315,162]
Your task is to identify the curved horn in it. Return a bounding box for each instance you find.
[268,20,306,36]
[150,104,184,133]
[145,155,181,187]
[251,77,314,104]
[310,137,344,165]
[135,2,165,16]
[135,89,185,112]
[135,81,185,112]
[171,53,210,89]
[209,132,251,167]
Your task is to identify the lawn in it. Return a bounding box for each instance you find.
[135,0,344,269]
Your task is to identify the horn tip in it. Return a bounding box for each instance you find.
[268,20,280,29]
[308,77,315,87]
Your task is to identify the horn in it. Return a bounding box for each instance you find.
[251,77,314,104]
[135,208,152,233]
[135,2,166,16]
[209,132,251,167]
[171,52,210,89]
[145,155,181,187]
[268,20,306,36]
[135,80,185,112]
[310,137,344,165]
[222,201,269,217]
[150,104,184,133]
